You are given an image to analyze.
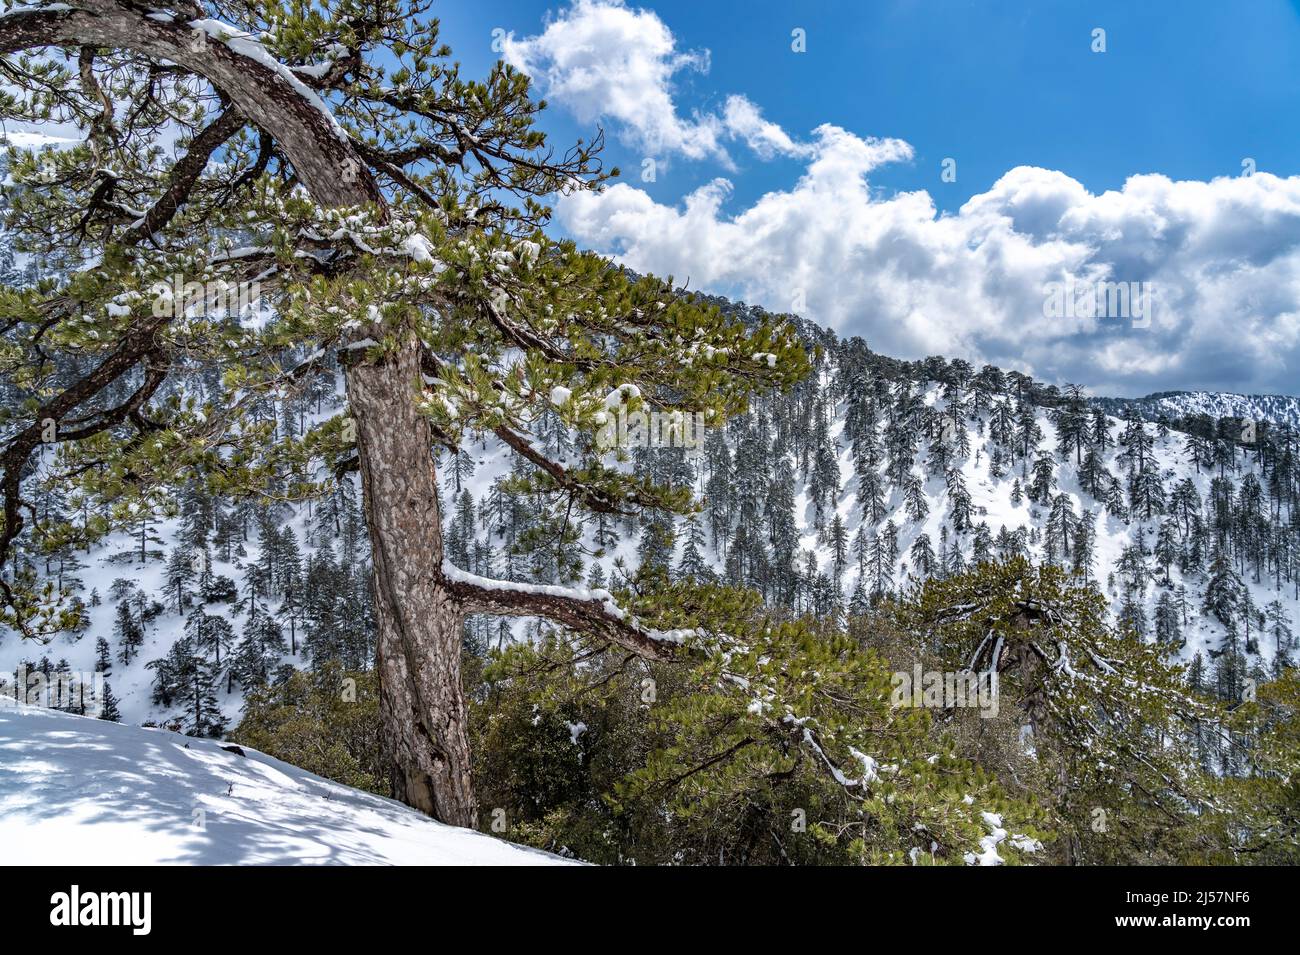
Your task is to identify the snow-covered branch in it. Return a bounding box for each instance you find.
[440,561,689,662]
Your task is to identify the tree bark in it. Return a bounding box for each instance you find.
[0,2,380,208]
[344,334,477,828]
[5,2,683,829]
[1,2,488,826]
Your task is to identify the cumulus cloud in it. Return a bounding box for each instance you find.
[719,95,809,160]
[559,125,1300,396]
[506,0,1300,395]
[502,0,804,164]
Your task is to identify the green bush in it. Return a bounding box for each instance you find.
[233,662,385,796]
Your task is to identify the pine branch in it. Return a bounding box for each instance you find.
[440,561,687,662]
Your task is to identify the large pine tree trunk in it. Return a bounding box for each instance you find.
[343,334,477,827]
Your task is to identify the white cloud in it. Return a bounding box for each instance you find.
[559,125,1300,396]
[720,95,808,160]
[502,0,804,164]
[511,1,1300,396]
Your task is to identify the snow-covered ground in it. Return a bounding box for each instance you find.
[1093,390,1300,430]
[0,704,574,865]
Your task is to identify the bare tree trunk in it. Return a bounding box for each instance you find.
[344,334,477,827]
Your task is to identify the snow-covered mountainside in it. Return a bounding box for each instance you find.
[2,322,1297,736]
[1092,390,1300,430]
[0,704,572,865]
[1,285,1296,745]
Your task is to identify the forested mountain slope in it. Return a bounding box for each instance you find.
[3,295,1295,745]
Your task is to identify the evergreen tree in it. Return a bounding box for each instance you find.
[97,682,122,723]
[910,534,937,579]
[0,0,808,825]
[902,558,1211,864]
[94,636,113,676]
[114,601,145,666]
[232,613,288,692]
[1203,554,1247,650]
[1154,592,1183,648]
[164,547,196,615]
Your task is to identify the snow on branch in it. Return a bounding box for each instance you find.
[781,715,881,791]
[439,560,689,662]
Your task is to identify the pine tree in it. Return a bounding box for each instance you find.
[902,473,928,524]
[184,607,234,672]
[676,516,710,579]
[1028,455,1056,505]
[1053,385,1089,465]
[147,635,227,737]
[94,636,113,676]
[824,514,849,587]
[637,514,677,574]
[848,577,869,616]
[0,0,808,824]
[114,602,144,666]
[945,468,974,533]
[902,558,1211,864]
[1079,447,1112,499]
[1203,553,1247,649]
[164,547,196,615]
[1153,519,1180,584]
[232,613,287,692]
[910,534,936,579]
[1154,592,1183,648]
[1044,493,1076,566]
[97,682,122,723]
[1264,599,1294,666]
[1071,510,1097,579]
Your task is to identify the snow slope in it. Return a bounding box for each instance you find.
[818,380,1298,668]
[0,704,574,865]
[1092,390,1300,429]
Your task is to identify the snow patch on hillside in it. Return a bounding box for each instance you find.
[0,704,575,865]
[1094,391,1300,430]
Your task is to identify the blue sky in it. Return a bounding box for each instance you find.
[436,0,1300,398]
[4,0,1298,395]
[2,0,1295,398]
[442,0,1300,212]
